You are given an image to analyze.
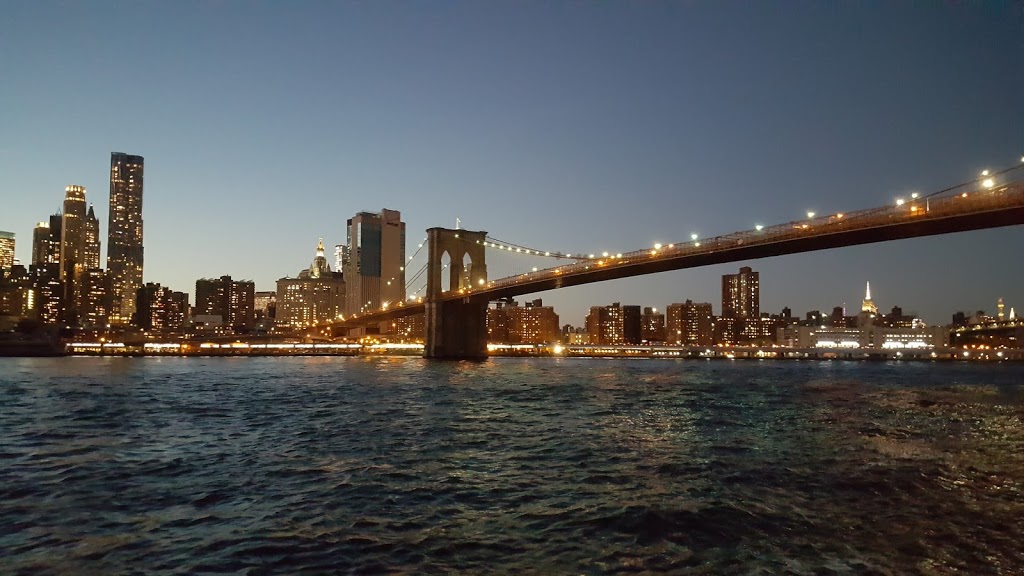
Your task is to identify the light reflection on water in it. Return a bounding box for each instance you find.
[1,357,1023,574]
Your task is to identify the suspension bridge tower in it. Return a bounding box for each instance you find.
[424,227,489,359]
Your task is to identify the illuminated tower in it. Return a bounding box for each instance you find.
[60,185,87,281]
[107,152,145,324]
[83,204,101,270]
[997,297,1005,321]
[861,281,878,315]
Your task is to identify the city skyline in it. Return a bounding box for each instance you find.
[3,3,1022,325]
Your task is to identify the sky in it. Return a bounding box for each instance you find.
[2,2,1022,326]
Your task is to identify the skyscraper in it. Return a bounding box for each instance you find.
[31,222,50,267]
[344,209,405,316]
[722,266,759,319]
[861,281,878,315]
[60,185,87,281]
[0,231,14,269]
[107,152,145,324]
[83,204,101,270]
[60,185,88,324]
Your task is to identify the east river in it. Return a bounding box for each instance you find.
[2,357,1023,574]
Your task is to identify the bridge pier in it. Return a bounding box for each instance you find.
[423,227,489,360]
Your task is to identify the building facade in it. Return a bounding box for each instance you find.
[107,152,145,324]
[585,303,641,345]
[275,240,346,327]
[641,307,666,343]
[78,268,111,329]
[0,231,14,270]
[83,204,101,270]
[667,300,714,346]
[344,209,405,316]
[195,275,255,331]
[487,299,560,344]
[722,266,759,319]
[135,283,189,334]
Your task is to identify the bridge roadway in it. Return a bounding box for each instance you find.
[335,178,1024,330]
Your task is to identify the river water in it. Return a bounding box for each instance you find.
[1,357,1023,574]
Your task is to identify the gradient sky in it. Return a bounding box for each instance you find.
[3,2,1022,326]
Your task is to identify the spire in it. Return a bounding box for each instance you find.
[316,238,325,257]
[865,281,871,301]
[87,203,95,218]
[998,297,1005,320]
[1010,307,1017,320]
[861,280,878,315]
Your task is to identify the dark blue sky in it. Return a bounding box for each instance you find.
[3,2,1022,325]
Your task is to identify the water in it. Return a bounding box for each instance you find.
[2,357,1023,574]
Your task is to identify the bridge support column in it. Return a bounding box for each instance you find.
[423,227,489,360]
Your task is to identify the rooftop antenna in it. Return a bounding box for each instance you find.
[455,217,461,230]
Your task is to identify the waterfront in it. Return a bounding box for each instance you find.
[2,358,1023,574]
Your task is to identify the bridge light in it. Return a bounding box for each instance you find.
[895,198,905,206]
[981,169,990,176]
[983,178,995,189]
[478,278,484,285]
[616,253,622,258]
[755,224,764,231]
[1021,156,1024,163]
[806,211,815,219]
[602,252,609,257]
[654,243,662,250]
[962,192,968,197]
[694,242,701,247]
[911,192,919,199]
[690,233,698,241]
[589,254,595,258]
[544,252,550,256]
[532,267,538,271]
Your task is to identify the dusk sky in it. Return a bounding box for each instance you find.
[3,2,1022,325]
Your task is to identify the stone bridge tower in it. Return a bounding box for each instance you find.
[424,227,488,359]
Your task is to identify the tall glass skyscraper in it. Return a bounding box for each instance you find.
[107,152,145,324]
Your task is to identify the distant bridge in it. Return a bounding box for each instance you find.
[333,164,1024,358]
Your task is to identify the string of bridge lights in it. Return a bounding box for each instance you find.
[480,158,1024,261]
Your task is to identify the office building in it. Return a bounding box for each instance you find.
[641,307,666,343]
[31,223,50,267]
[667,300,714,346]
[0,231,14,269]
[334,244,347,273]
[60,185,87,281]
[135,283,189,334]
[276,240,346,327]
[390,313,425,341]
[254,291,276,322]
[344,209,405,316]
[487,299,560,344]
[861,281,878,315]
[107,152,145,324]
[722,266,759,319]
[78,268,111,329]
[30,263,63,325]
[60,185,88,323]
[83,204,101,270]
[585,302,641,345]
[195,275,255,330]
